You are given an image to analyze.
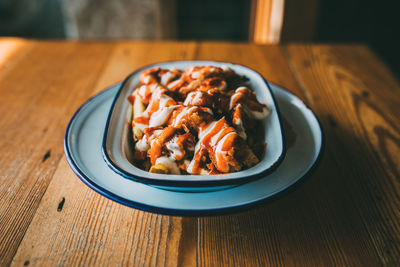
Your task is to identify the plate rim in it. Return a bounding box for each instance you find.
[64,83,325,216]
[101,60,287,187]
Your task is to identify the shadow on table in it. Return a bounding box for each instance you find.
[196,114,394,265]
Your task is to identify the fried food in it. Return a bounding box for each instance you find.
[128,65,270,175]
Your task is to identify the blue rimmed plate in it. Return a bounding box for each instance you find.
[64,82,323,216]
[102,61,286,187]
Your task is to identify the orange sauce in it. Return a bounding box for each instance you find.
[128,65,268,174]
[149,126,176,165]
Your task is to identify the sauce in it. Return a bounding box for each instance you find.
[149,126,176,165]
[229,87,270,119]
[155,157,180,174]
[186,118,237,174]
[149,105,180,127]
[129,65,268,174]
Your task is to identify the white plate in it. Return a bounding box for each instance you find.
[103,61,285,186]
[64,83,323,216]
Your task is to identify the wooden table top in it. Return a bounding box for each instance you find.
[0,38,399,266]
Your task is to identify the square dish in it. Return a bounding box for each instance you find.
[102,61,286,187]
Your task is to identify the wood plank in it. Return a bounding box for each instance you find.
[194,42,303,95]
[4,42,399,266]
[11,42,198,266]
[285,44,400,265]
[0,38,31,80]
[195,43,383,266]
[11,160,196,266]
[92,41,198,90]
[0,39,115,266]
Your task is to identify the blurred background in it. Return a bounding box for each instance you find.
[0,0,398,77]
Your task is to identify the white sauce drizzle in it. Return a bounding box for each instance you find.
[229,86,248,110]
[135,135,150,151]
[132,122,148,131]
[149,129,163,146]
[172,106,196,127]
[199,120,218,139]
[167,78,181,89]
[229,86,270,119]
[217,81,227,91]
[251,107,271,119]
[142,75,151,84]
[160,71,175,86]
[210,127,232,147]
[155,157,180,174]
[186,158,195,174]
[215,132,236,154]
[159,93,174,108]
[214,132,236,172]
[191,71,200,79]
[186,120,220,174]
[149,105,180,127]
[232,118,247,139]
[166,136,184,160]
[184,91,204,106]
[133,66,269,174]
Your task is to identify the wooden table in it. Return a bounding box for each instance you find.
[0,38,399,266]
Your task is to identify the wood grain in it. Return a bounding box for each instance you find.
[195,43,384,266]
[285,44,400,265]
[10,41,198,267]
[11,160,193,266]
[0,39,114,266]
[194,42,303,95]
[0,40,399,266]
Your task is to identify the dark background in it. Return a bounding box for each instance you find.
[176,0,399,78]
[316,0,399,78]
[0,0,398,77]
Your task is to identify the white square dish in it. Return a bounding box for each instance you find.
[102,61,286,187]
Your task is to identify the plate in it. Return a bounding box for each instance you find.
[102,61,285,187]
[64,83,323,216]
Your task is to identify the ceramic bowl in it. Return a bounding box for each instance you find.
[102,61,286,187]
